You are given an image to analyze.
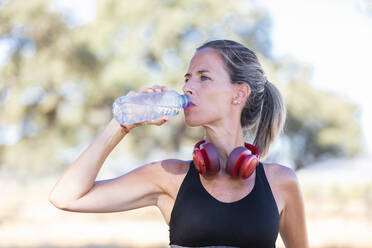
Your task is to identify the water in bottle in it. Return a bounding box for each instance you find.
[112,90,190,125]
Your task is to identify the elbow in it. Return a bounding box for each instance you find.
[48,193,69,210]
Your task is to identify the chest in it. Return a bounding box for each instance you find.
[198,174,256,203]
[168,167,280,247]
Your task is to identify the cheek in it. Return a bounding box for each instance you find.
[183,103,225,126]
[204,93,231,114]
[182,87,232,125]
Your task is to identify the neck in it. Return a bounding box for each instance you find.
[203,121,245,171]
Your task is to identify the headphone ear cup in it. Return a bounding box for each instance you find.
[226,147,249,177]
[238,155,259,179]
[226,147,259,179]
[193,149,207,174]
[200,142,220,174]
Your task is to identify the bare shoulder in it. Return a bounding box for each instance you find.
[262,162,299,187]
[262,163,301,214]
[143,158,191,196]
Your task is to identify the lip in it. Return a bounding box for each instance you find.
[184,102,196,110]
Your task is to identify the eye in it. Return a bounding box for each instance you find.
[184,76,210,83]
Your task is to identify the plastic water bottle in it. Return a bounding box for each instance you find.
[112,90,190,125]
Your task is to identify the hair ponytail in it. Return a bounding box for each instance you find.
[253,80,286,157]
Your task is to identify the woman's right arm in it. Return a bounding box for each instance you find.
[49,86,170,213]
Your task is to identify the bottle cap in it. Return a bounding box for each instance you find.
[181,94,190,108]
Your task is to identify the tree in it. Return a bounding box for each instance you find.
[0,0,362,175]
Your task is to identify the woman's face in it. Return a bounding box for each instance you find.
[183,47,238,127]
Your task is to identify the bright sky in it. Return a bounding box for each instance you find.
[1,0,371,155]
[264,0,372,155]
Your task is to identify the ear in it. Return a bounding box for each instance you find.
[233,84,250,102]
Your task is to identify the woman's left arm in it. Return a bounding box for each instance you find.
[278,168,309,248]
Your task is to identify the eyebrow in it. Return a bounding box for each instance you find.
[184,70,211,77]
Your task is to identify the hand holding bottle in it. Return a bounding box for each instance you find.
[114,85,171,132]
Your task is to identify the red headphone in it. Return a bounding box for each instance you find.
[193,140,261,179]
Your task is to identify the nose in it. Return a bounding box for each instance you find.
[182,83,194,95]
[183,81,194,96]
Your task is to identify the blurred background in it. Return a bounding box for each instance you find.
[1,0,371,247]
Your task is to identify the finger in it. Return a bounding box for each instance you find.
[131,116,168,128]
[155,85,168,92]
[139,87,154,93]
[126,90,137,96]
[152,85,163,93]
[158,118,168,125]
[149,117,168,126]
[139,87,147,93]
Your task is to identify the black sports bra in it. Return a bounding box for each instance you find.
[168,161,279,247]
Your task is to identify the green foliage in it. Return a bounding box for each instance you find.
[0,0,362,174]
[284,80,361,168]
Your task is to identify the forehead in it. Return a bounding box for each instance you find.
[187,47,226,73]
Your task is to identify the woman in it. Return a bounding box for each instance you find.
[49,40,309,247]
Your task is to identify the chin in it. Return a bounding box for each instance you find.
[184,118,198,127]
[184,114,198,127]
[185,121,201,127]
[183,114,207,127]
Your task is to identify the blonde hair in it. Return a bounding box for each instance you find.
[197,40,286,157]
